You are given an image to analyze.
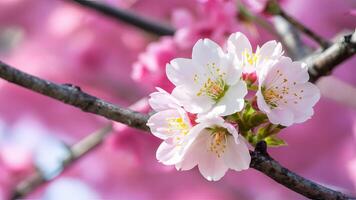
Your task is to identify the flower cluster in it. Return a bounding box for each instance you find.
[147,32,320,181]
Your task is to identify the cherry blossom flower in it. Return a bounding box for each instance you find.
[147,88,194,165]
[256,57,320,126]
[227,32,283,74]
[176,117,251,181]
[131,37,177,90]
[166,39,247,116]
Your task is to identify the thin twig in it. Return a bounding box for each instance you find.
[277,8,330,49]
[1,37,355,199]
[265,0,330,49]
[272,16,309,59]
[11,124,113,200]
[69,0,175,36]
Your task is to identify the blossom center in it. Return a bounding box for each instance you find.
[167,117,190,141]
[242,50,259,66]
[262,87,281,109]
[195,63,228,101]
[208,127,229,158]
[262,70,304,109]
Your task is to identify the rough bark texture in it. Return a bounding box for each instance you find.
[308,33,356,82]
[0,61,149,131]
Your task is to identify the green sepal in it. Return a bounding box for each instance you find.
[264,136,287,147]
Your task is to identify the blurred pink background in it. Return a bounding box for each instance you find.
[0,0,355,199]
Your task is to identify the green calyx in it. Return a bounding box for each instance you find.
[225,101,286,147]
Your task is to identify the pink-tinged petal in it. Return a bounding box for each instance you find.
[268,109,294,126]
[194,132,228,181]
[156,142,182,165]
[292,108,314,124]
[192,39,225,66]
[172,86,214,114]
[258,56,320,126]
[171,9,194,29]
[227,32,252,60]
[211,81,247,116]
[291,82,320,108]
[148,87,180,111]
[223,136,251,171]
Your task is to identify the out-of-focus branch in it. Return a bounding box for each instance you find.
[238,4,307,59]
[238,5,297,57]
[11,124,113,200]
[0,60,149,131]
[272,16,309,59]
[278,9,330,49]
[1,56,355,200]
[307,32,356,83]
[266,0,330,49]
[69,0,175,36]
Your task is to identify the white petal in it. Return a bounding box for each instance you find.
[166,58,202,90]
[210,80,247,116]
[147,108,189,140]
[192,39,225,66]
[227,32,252,61]
[148,87,180,111]
[176,123,211,170]
[224,55,243,85]
[223,136,251,171]
[195,132,228,181]
[172,85,214,114]
[256,88,272,113]
[268,109,294,126]
[221,122,239,144]
[266,57,309,85]
[257,40,283,60]
[156,142,182,165]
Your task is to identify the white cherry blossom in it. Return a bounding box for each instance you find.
[176,117,251,181]
[166,38,247,116]
[147,88,194,165]
[227,32,283,74]
[256,57,320,126]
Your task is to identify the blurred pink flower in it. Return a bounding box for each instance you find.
[241,0,270,13]
[131,37,177,91]
[172,0,239,48]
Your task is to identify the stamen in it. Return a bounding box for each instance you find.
[208,127,229,158]
[167,117,190,137]
[196,63,228,101]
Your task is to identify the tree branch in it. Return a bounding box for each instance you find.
[10,124,113,200]
[307,32,356,83]
[0,60,149,131]
[69,0,175,36]
[251,141,354,200]
[1,35,355,199]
